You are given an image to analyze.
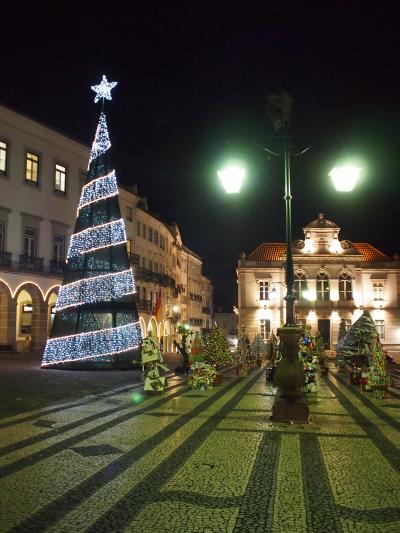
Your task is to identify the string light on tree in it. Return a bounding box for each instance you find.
[55,269,136,311]
[42,322,142,367]
[78,170,119,212]
[67,219,127,258]
[88,112,111,165]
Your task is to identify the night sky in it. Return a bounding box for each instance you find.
[2,2,399,309]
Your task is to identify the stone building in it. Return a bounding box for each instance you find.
[0,104,213,353]
[237,213,400,356]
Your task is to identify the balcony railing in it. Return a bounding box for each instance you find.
[133,266,177,288]
[136,299,156,315]
[49,258,65,275]
[0,251,11,268]
[19,254,44,272]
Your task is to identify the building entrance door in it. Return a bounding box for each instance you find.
[318,319,330,349]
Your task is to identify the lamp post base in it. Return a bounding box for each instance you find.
[271,326,310,424]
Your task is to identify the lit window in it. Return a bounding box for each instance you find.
[375,319,385,340]
[126,207,133,221]
[260,319,270,340]
[126,239,132,254]
[259,281,269,301]
[316,272,330,300]
[343,319,352,331]
[24,227,37,257]
[54,164,67,194]
[53,234,65,263]
[0,141,7,174]
[0,220,4,252]
[339,272,353,301]
[294,272,308,300]
[25,152,39,184]
[21,302,33,334]
[373,282,384,301]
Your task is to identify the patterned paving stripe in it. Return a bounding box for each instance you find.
[0,376,151,429]
[81,371,263,533]
[333,372,400,432]
[215,428,368,439]
[0,384,186,480]
[232,432,280,532]
[0,381,183,459]
[337,504,400,523]
[8,374,252,533]
[300,433,343,533]
[326,378,400,473]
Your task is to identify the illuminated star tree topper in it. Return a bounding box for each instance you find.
[91,75,118,103]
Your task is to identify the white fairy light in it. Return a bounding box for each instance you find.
[78,170,118,212]
[91,75,118,104]
[88,112,111,165]
[56,269,136,311]
[67,219,126,258]
[42,322,142,366]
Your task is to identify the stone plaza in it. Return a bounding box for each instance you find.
[0,355,399,532]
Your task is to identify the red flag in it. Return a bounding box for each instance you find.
[155,288,162,321]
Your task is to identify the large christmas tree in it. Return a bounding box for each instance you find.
[42,76,142,369]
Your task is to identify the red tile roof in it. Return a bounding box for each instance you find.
[246,242,390,262]
[353,243,390,262]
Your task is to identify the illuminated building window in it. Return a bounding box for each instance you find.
[0,140,7,174]
[375,319,385,340]
[21,303,33,334]
[259,281,269,301]
[294,272,308,300]
[54,163,67,194]
[343,319,352,331]
[126,239,132,254]
[373,282,384,301]
[260,319,270,340]
[339,272,353,300]
[316,272,330,300]
[25,152,39,184]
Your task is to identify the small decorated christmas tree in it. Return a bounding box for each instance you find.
[299,326,318,392]
[203,326,232,367]
[190,331,204,362]
[235,329,251,372]
[251,334,265,364]
[139,335,169,392]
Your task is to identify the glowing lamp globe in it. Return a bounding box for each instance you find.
[303,289,316,301]
[329,165,362,192]
[218,166,245,194]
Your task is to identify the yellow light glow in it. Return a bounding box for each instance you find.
[303,289,316,301]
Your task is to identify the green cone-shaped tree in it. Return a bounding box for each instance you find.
[203,326,232,367]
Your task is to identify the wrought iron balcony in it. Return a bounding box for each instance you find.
[19,254,44,272]
[49,258,65,275]
[136,298,156,315]
[0,251,11,268]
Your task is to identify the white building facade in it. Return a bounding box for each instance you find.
[237,214,400,356]
[0,105,212,353]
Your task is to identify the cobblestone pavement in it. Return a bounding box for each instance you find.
[0,365,400,532]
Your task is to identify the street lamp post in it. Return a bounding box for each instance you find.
[218,92,361,423]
